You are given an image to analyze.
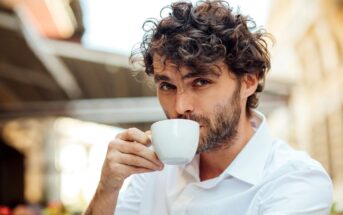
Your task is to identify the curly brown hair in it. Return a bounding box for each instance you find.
[130,0,272,109]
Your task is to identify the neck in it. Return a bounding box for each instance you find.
[199,111,255,181]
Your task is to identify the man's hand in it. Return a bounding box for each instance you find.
[84,128,163,215]
[99,127,164,191]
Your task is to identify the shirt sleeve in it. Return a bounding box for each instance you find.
[258,166,333,215]
[115,174,148,215]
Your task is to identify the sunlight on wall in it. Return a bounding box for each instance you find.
[51,117,124,208]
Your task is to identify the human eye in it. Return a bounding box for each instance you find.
[193,78,212,87]
[159,82,176,91]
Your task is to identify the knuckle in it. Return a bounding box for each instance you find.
[131,144,143,154]
[108,140,119,150]
[127,127,138,136]
[105,152,116,163]
[105,149,121,165]
[115,130,126,139]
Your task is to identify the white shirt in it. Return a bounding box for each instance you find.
[116,111,333,215]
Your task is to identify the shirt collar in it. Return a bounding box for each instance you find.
[223,110,273,185]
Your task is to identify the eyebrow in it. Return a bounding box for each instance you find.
[154,70,220,83]
[154,74,170,83]
[182,70,220,79]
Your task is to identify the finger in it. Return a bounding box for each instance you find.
[118,153,162,171]
[116,128,151,146]
[115,139,162,166]
[125,163,157,175]
[105,163,156,183]
[145,130,152,146]
[145,130,151,137]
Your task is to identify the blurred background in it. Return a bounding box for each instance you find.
[0,0,342,214]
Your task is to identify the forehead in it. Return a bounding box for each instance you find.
[152,54,228,76]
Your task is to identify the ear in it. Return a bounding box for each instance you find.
[241,74,258,99]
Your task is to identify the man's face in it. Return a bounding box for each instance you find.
[153,58,243,153]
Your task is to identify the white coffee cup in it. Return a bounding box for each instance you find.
[151,119,200,165]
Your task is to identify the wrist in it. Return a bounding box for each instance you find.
[98,179,122,196]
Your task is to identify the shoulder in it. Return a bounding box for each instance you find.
[266,139,325,174]
[257,139,333,214]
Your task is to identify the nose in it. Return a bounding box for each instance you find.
[175,91,194,116]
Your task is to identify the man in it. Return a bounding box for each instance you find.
[85,1,333,214]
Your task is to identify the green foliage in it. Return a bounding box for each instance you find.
[331,202,337,213]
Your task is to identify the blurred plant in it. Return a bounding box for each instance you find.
[330,202,343,215]
[332,202,337,213]
[42,202,72,215]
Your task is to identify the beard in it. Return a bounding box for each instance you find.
[177,85,242,153]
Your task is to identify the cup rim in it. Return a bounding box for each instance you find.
[151,118,199,128]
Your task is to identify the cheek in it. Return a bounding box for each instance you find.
[157,93,175,116]
[158,92,172,105]
[197,93,224,114]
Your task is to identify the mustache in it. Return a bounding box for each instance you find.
[178,113,199,121]
[177,114,210,126]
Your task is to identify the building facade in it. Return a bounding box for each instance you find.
[267,0,343,210]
